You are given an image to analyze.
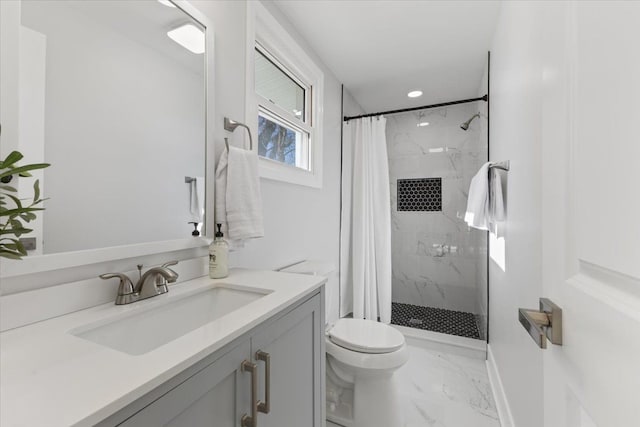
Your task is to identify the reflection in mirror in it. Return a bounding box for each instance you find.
[18,0,205,255]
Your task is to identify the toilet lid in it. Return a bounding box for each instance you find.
[328,318,405,354]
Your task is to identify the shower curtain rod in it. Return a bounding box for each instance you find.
[343,94,488,122]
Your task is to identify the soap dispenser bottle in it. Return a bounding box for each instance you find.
[209,224,229,279]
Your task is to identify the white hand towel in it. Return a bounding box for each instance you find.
[465,162,491,230]
[215,146,264,243]
[189,176,205,224]
[488,167,506,238]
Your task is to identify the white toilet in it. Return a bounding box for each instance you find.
[325,317,409,427]
[280,261,409,427]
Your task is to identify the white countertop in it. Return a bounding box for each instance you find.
[0,269,325,427]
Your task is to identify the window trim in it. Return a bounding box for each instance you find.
[245,1,324,188]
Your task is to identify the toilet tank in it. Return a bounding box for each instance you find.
[279,260,335,277]
[279,260,338,325]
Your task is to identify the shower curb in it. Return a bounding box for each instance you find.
[391,324,486,359]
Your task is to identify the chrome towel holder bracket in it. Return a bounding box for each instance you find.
[489,160,510,171]
[224,117,254,151]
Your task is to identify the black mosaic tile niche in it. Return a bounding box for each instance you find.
[391,302,481,340]
[397,178,442,211]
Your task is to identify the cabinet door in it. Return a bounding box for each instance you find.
[119,341,251,427]
[250,293,324,427]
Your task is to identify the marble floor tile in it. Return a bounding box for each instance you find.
[327,344,500,427]
[397,344,499,427]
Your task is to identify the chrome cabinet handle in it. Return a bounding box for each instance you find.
[256,351,271,414]
[241,360,258,427]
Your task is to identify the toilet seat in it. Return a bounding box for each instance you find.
[328,318,405,354]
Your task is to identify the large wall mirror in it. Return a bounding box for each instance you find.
[7,0,209,258]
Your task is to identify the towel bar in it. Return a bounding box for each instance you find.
[224,117,254,151]
[489,161,510,171]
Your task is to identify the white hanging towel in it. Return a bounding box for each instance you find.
[465,162,491,230]
[215,146,264,242]
[488,167,506,238]
[465,162,506,236]
[189,176,205,224]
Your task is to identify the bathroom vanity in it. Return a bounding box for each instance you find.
[0,269,326,427]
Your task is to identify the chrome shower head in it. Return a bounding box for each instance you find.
[460,113,481,131]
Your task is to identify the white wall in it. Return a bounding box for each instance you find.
[342,88,365,118]
[487,3,544,426]
[190,1,343,322]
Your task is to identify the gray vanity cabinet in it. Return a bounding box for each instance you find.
[119,341,250,427]
[112,290,324,427]
[250,291,324,427]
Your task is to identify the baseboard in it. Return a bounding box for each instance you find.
[486,344,515,427]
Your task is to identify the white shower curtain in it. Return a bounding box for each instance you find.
[340,116,392,323]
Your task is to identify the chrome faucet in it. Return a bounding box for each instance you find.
[100,261,179,305]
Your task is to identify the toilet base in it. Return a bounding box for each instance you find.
[326,359,405,427]
[353,373,404,427]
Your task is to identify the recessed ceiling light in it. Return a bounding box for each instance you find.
[157,0,176,7]
[167,24,205,54]
[417,121,429,127]
[407,90,423,98]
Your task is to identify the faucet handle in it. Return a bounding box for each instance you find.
[161,260,179,268]
[99,273,135,300]
[157,261,179,290]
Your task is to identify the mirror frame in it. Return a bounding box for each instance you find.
[0,0,215,282]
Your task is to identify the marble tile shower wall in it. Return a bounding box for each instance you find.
[386,104,488,315]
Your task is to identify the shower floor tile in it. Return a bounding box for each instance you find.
[391,302,481,339]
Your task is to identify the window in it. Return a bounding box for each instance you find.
[255,48,305,123]
[247,1,324,188]
[258,110,309,170]
[255,46,310,170]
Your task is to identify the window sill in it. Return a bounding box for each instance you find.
[259,156,322,188]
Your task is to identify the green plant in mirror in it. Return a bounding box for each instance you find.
[0,151,50,259]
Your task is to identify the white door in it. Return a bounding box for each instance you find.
[541,2,640,427]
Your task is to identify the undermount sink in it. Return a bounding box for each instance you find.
[70,284,269,355]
